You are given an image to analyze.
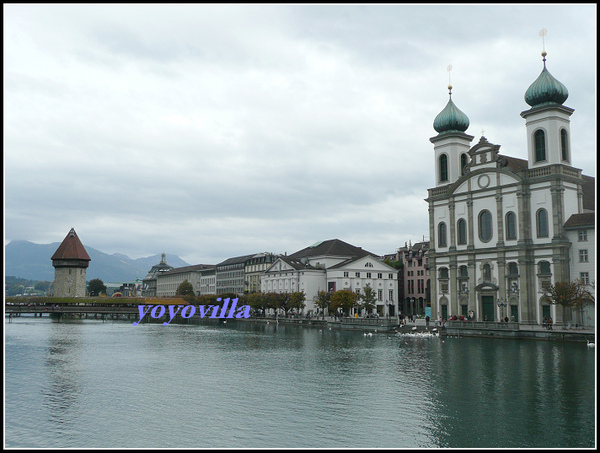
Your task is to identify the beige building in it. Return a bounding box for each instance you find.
[156,264,215,297]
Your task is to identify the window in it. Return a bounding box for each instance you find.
[538,261,551,275]
[438,222,447,247]
[478,210,493,242]
[505,211,517,240]
[378,289,383,301]
[377,273,382,278]
[534,129,546,162]
[536,209,549,238]
[460,153,468,175]
[457,218,467,245]
[355,272,360,278]
[343,272,349,277]
[580,272,590,285]
[507,262,518,276]
[389,290,394,301]
[388,274,394,279]
[483,264,491,281]
[560,129,569,162]
[578,230,588,242]
[439,154,448,182]
[459,266,468,278]
[366,272,372,278]
[579,250,589,263]
[439,267,449,279]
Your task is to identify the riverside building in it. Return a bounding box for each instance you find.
[425,50,595,327]
[262,239,399,317]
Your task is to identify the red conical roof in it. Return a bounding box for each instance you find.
[51,228,91,261]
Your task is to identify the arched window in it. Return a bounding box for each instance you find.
[561,129,569,162]
[478,210,493,242]
[534,129,546,162]
[439,154,448,182]
[460,153,468,176]
[459,265,469,278]
[505,211,517,240]
[538,261,551,275]
[438,222,447,247]
[536,208,549,238]
[457,218,467,245]
[439,267,449,279]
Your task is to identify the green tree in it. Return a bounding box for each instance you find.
[289,291,306,315]
[330,290,358,317]
[315,291,331,319]
[87,278,107,296]
[176,280,195,296]
[358,284,377,316]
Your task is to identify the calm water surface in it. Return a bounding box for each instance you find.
[5,317,596,448]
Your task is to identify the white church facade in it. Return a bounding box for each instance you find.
[426,51,595,327]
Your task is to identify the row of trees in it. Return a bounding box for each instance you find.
[544,280,594,324]
[175,280,382,318]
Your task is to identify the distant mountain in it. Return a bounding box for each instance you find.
[4,240,191,283]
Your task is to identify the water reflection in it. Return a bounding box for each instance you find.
[5,318,596,448]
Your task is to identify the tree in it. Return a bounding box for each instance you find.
[315,291,332,319]
[87,278,107,296]
[358,284,377,316]
[544,280,594,324]
[289,292,306,315]
[176,280,195,296]
[330,290,358,317]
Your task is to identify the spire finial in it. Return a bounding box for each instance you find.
[539,28,547,65]
[447,64,453,95]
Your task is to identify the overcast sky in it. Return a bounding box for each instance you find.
[4,4,596,265]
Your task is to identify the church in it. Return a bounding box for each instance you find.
[425,50,595,327]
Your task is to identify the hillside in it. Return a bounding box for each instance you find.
[4,240,190,283]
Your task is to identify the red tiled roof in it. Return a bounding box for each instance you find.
[51,228,91,261]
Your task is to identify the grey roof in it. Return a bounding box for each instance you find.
[216,254,256,267]
[289,239,379,260]
[564,212,595,229]
[161,264,215,276]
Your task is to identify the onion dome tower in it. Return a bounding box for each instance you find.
[430,76,474,187]
[521,46,573,168]
[51,228,91,297]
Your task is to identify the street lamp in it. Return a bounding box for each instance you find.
[497,298,507,321]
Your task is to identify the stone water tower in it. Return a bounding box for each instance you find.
[51,228,91,297]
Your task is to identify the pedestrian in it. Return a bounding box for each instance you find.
[425,315,430,327]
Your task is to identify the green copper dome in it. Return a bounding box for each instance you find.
[433,86,470,134]
[524,53,568,107]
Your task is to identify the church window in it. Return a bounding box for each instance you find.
[538,261,551,275]
[460,153,468,175]
[507,262,518,276]
[439,267,449,279]
[457,218,467,245]
[438,222,447,247]
[534,130,546,162]
[439,154,448,182]
[560,129,569,162]
[505,211,517,240]
[536,209,549,238]
[478,210,493,242]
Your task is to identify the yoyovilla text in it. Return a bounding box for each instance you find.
[132,298,250,326]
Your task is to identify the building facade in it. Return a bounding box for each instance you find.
[156,264,214,297]
[396,240,431,317]
[51,228,91,297]
[245,252,278,293]
[426,51,595,326]
[216,254,255,295]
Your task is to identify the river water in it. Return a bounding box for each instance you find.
[4,317,596,448]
